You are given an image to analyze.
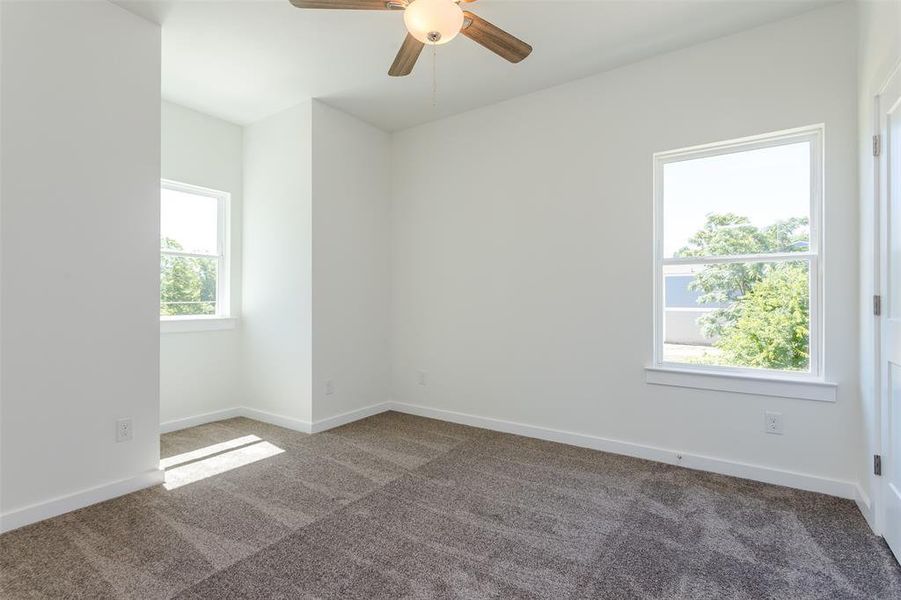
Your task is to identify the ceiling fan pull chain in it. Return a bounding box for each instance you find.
[432,45,438,109]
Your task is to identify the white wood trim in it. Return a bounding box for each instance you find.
[662,252,814,266]
[654,125,825,162]
[160,316,237,334]
[239,407,313,434]
[160,179,232,319]
[160,404,393,437]
[160,249,220,260]
[652,125,825,379]
[0,469,165,534]
[160,407,244,433]
[387,401,856,500]
[652,358,825,382]
[873,83,887,538]
[310,402,392,433]
[161,178,227,198]
[218,186,232,318]
[645,366,836,402]
[855,483,878,534]
[4,399,868,535]
[876,57,901,547]
[153,402,865,525]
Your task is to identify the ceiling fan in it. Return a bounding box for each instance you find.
[289,0,532,77]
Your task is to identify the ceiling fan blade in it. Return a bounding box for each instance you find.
[461,11,531,63]
[388,34,425,77]
[289,0,395,10]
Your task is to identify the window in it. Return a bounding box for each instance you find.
[160,180,230,321]
[652,126,823,382]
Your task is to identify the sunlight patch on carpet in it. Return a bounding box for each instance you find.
[163,438,284,490]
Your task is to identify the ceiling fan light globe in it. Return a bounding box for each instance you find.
[403,0,463,45]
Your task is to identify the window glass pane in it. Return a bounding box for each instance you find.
[662,261,810,372]
[160,254,217,316]
[663,142,810,258]
[161,188,218,255]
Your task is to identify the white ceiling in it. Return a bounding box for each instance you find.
[120,0,833,131]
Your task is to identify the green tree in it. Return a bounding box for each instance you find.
[716,262,809,370]
[676,214,810,371]
[160,238,216,316]
[676,214,807,338]
[197,257,217,309]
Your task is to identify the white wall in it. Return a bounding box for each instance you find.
[242,102,314,425]
[160,101,244,425]
[857,0,901,529]
[0,1,161,528]
[239,100,391,428]
[311,101,392,422]
[0,0,869,538]
[391,4,860,491]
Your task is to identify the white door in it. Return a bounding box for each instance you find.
[881,63,901,562]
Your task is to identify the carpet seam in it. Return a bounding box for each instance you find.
[169,424,487,598]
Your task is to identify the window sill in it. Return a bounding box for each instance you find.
[645,366,836,402]
[160,316,237,334]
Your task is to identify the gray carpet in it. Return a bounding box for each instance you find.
[1,412,899,599]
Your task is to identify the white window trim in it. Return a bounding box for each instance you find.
[160,179,234,333]
[160,315,238,334]
[648,125,835,401]
[645,367,836,402]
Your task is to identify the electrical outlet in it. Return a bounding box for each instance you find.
[116,418,133,443]
[417,370,427,386]
[325,379,335,396]
[764,411,783,435]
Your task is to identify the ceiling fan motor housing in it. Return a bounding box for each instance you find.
[404,0,463,45]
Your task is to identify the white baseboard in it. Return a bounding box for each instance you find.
[159,404,393,437]
[0,468,164,534]
[156,401,864,507]
[855,484,878,533]
[386,402,860,501]
[311,402,392,433]
[239,407,313,434]
[9,400,868,536]
[160,407,244,433]
[239,404,393,434]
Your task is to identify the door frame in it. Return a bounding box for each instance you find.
[876,59,901,538]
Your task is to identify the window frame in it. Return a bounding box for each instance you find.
[651,125,825,383]
[160,179,233,325]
